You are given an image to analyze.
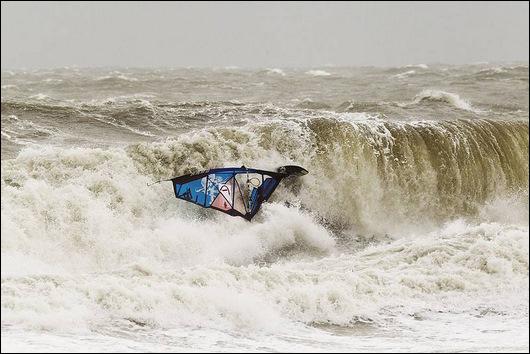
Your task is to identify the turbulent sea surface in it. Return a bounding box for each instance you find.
[1,64,529,352]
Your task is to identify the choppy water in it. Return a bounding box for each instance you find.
[1,63,529,352]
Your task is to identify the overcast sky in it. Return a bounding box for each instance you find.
[1,1,528,69]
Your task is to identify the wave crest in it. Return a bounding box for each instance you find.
[410,89,478,112]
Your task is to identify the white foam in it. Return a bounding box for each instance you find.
[2,192,527,330]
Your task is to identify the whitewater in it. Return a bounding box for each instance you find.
[1,64,529,352]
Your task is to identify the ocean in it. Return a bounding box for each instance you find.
[1,63,528,352]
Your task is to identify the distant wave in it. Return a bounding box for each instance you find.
[337,90,482,114]
[29,93,50,100]
[509,64,529,70]
[266,68,286,76]
[391,70,416,79]
[306,70,331,77]
[474,65,528,77]
[295,98,331,110]
[95,75,139,82]
[404,64,428,69]
[478,67,507,75]
[43,78,63,83]
[336,100,385,113]
[410,89,479,112]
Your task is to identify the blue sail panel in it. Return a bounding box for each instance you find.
[175,178,207,205]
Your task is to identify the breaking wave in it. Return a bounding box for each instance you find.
[409,89,479,112]
[2,118,527,238]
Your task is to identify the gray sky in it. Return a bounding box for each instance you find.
[1,1,528,69]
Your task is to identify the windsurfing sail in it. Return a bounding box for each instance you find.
[160,165,307,221]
